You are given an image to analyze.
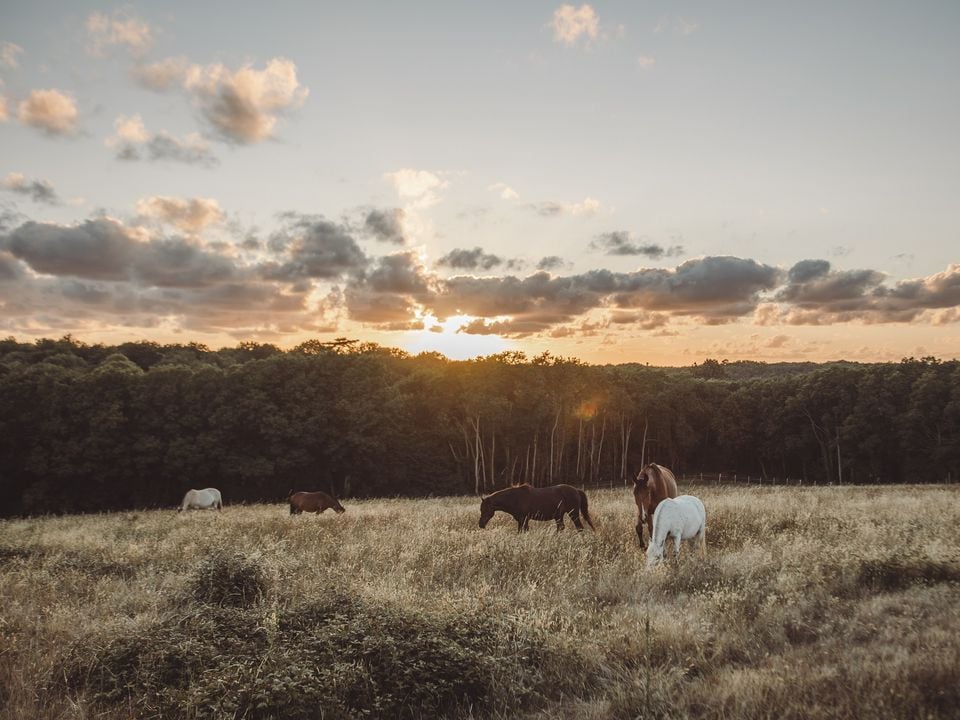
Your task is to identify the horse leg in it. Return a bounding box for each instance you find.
[673,532,682,562]
[570,511,584,531]
[636,520,646,549]
[555,515,565,532]
[522,516,530,532]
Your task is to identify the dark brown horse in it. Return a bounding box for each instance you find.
[478,484,595,532]
[288,490,346,515]
[633,463,678,548]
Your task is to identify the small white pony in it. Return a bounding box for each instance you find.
[179,488,223,512]
[646,495,706,568]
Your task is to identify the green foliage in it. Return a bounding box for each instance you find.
[1,335,959,517]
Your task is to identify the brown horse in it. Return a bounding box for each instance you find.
[633,463,678,548]
[288,490,346,515]
[479,484,595,532]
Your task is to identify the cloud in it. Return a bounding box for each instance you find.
[135,196,225,233]
[86,10,153,57]
[537,256,566,271]
[344,251,434,325]
[132,56,189,91]
[17,89,78,136]
[106,114,218,166]
[0,215,327,338]
[133,57,309,144]
[527,197,601,217]
[1,42,23,69]
[488,182,519,200]
[425,256,781,335]
[182,58,308,143]
[637,55,655,70]
[436,247,504,271]
[2,173,61,205]
[260,214,368,281]
[778,259,885,305]
[775,260,960,324]
[0,95,8,122]
[550,4,600,47]
[591,231,683,258]
[384,168,449,209]
[360,207,406,244]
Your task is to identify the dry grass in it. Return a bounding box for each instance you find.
[1,485,959,719]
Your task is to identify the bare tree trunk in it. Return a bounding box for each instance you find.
[532,430,539,487]
[619,413,633,484]
[549,409,560,483]
[472,416,481,495]
[489,430,496,488]
[576,417,584,481]
[639,416,649,469]
[595,413,607,484]
[835,425,843,485]
[803,408,832,484]
[589,421,597,484]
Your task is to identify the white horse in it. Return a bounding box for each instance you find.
[646,495,706,568]
[179,488,223,512]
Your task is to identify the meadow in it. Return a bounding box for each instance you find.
[1,485,959,719]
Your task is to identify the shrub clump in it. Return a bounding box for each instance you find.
[59,590,574,719]
[185,549,270,607]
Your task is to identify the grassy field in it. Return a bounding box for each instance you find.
[1,485,959,719]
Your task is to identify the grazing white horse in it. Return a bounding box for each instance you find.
[646,495,706,568]
[179,488,223,512]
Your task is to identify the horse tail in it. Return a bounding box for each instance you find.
[578,490,595,530]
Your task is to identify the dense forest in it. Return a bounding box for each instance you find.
[1,336,958,516]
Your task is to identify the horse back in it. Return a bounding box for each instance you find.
[528,484,582,513]
[650,464,678,499]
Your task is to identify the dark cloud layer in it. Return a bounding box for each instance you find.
[2,174,62,205]
[536,256,566,271]
[437,247,504,271]
[2,210,958,341]
[116,132,219,167]
[261,214,368,281]
[361,208,406,244]
[591,231,683,259]
[776,259,960,324]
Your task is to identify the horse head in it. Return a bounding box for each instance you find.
[633,465,659,521]
[478,496,494,528]
[332,496,346,514]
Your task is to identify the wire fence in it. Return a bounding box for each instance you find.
[587,471,956,490]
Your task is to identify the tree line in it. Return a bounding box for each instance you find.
[0,336,957,516]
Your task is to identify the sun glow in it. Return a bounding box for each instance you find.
[402,314,513,360]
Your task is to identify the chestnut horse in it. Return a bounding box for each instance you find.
[288,490,346,515]
[633,463,678,549]
[478,484,595,532]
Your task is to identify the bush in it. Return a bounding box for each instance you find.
[60,589,576,719]
[184,550,270,608]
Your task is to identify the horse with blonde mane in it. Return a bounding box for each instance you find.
[646,495,706,568]
[633,463,678,549]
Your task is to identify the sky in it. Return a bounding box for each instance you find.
[0,1,958,364]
